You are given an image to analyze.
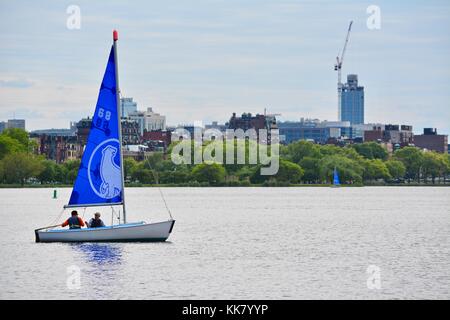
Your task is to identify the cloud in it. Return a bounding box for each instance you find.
[0,0,449,135]
[0,79,34,88]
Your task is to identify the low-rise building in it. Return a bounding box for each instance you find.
[0,121,7,133]
[121,119,141,145]
[414,128,448,153]
[205,121,227,133]
[143,130,172,149]
[0,119,26,132]
[76,117,141,148]
[278,119,351,144]
[364,124,414,146]
[76,117,92,148]
[7,119,26,130]
[30,129,80,163]
[227,112,267,132]
[128,107,166,135]
[123,144,155,161]
[227,112,278,143]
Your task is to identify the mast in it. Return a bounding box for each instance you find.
[113,29,127,224]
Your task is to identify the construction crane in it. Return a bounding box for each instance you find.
[264,108,281,130]
[335,21,353,119]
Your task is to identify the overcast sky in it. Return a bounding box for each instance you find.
[0,0,449,135]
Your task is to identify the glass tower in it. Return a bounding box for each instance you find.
[340,74,364,126]
[120,97,138,118]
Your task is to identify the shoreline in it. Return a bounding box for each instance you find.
[1,183,448,188]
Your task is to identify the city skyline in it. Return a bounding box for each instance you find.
[0,0,449,135]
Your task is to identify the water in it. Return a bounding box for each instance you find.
[0,187,449,299]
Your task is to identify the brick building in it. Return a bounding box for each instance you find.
[143,130,172,149]
[414,128,448,153]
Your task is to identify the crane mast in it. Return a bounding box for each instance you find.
[335,21,353,120]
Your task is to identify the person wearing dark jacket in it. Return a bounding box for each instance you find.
[87,212,106,228]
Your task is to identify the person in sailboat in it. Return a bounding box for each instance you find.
[61,210,86,229]
[87,212,106,228]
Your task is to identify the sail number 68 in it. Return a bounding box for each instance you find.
[98,108,111,120]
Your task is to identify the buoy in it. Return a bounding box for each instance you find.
[53,189,57,199]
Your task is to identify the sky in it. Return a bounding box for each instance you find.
[0,0,449,135]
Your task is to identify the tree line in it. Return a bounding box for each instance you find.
[1,128,449,186]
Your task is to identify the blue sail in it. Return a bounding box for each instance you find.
[68,46,123,207]
[333,168,340,186]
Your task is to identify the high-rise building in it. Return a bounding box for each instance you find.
[340,74,364,126]
[120,97,138,118]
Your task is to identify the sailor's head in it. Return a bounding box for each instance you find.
[94,212,101,219]
[71,210,78,216]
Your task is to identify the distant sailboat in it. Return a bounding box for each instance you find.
[35,31,175,242]
[331,167,340,187]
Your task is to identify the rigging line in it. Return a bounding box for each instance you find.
[111,206,120,224]
[146,159,174,220]
[49,207,66,226]
[158,184,173,220]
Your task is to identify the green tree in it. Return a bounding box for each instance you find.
[444,155,450,184]
[282,140,321,163]
[124,157,138,181]
[1,128,29,149]
[62,160,81,184]
[144,152,165,171]
[352,142,388,160]
[191,163,226,185]
[299,156,320,183]
[38,159,57,183]
[54,164,68,184]
[0,135,26,159]
[0,159,5,183]
[131,166,156,184]
[363,159,391,181]
[160,165,191,184]
[1,152,43,186]
[394,147,424,182]
[385,159,406,180]
[275,159,304,183]
[319,144,344,157]
[318,154,364,184]
[235,166,255,181]
[422,151,446,184]
[250,160,304,184]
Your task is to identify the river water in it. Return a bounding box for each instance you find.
[0,187,449,299]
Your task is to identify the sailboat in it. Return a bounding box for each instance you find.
[35,31,175,242]
[331,167,341,188]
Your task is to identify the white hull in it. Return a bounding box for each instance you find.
[35,220,175,243]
